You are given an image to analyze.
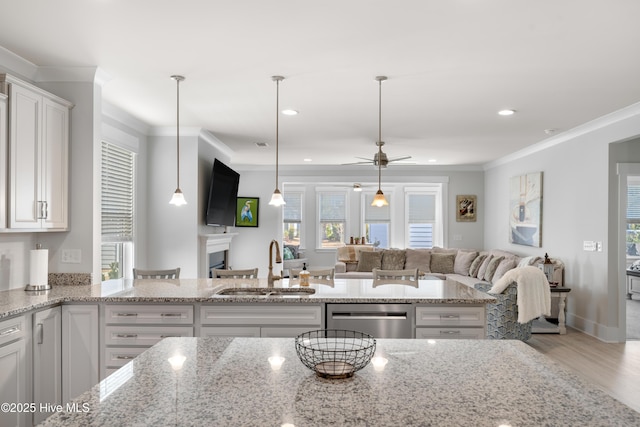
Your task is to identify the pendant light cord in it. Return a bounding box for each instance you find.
[377,77,382,191]
[275,78,280,190]
[176,77,181,189]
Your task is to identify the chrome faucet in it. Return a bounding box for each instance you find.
[267,239,282,287]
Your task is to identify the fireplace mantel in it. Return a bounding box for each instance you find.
[199,233,238,277]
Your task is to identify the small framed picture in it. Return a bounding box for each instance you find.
[456,195,476,222]
[236,197,259,227]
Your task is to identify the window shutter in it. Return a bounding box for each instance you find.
[408,194,435,222]
[101,142,134,242]
[284,192,302,223]
[364,193,390,222]
[319,192,346,222]
[628,184,640,223]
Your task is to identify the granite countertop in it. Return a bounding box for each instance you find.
[39,337,640,426]
[0,278,496,319]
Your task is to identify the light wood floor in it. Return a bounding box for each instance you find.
[527,329,640,413]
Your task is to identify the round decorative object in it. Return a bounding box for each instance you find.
[295,329,376,379]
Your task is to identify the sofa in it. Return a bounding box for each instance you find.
[283,244,307,277]
[334,246,564,289]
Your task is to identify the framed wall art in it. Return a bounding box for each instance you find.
[509,172,543,247]
[236,197,259,227]
[456,195,477,222]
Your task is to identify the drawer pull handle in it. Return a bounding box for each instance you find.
[440,330,461,335]
[37,323,44,344]
[160,335,178,338]
[116,313,138,317]
[115,334,138,338]
[440,315,460,319]
[115,355,135,360]
[161,313,182,317]
[0,327,20,337]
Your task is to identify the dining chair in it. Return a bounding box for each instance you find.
[290,268,335,280]
[373,268,419,281]
[132,268,181,279]
[211,268,259,279]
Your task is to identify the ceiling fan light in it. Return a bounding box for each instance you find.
[371,190,389,207]
[269,189,286,206]
[353,183,362,192]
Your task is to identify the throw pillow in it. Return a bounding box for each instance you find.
[356,251,383,272]
[482,256,504,282]
[283,246,294,260]
[469,254,487,277]
[381,249,406,270]
[404,249,431,274]
[492,258,517,283]
[453,250,478,276]
[337,246,356,262]
[476,255,493,280]
[430,253,455,274]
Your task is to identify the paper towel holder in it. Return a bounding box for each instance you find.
[25,244,51,292]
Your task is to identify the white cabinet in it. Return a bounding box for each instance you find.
[62,305,99,404]
[101,304,194,379]
[415,305,486,339]
[0,74,71,231]
[200,304,322,338]
[0,93,7,230]
[0,315,29,427]
[33,306,62,425]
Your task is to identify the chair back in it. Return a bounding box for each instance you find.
[212,268,258,279]
[373,268,419,281]
[290,268,335,280]
[132,268,180,279]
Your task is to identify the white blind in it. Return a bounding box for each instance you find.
[629,184,640,223]
[101,142,134,242]
[408,194,435,222]
[284,192,302,223]
[364,193,390,222]
[319,192,346,222]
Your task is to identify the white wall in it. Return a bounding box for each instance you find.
[484,103,640,342]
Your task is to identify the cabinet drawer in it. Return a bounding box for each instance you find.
[104,347,147,368]
[0,315,27,346]
[260,326,318,338]
[415,327,485,340]
[105,326,193,346]
[200,326,261,338]
[200,305,322,326]
[105,305,194,324]
[415,306,485,327]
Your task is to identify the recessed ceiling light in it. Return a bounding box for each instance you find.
[544,128,557,135]
[303,158,312,162]
[282,109,298,116]
[498,109,516,116]
[428,159,437,163]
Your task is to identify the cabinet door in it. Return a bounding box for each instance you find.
[33,306,62,425]
[62,305,99,404]
[0,339,28,427]
[0,94,7,229]
[41,98,68,229]
[8,83,41,229]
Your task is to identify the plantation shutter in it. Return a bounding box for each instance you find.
[101,142,134,242]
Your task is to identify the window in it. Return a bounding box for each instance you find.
[627,179,640,256]
[283,191,303,248]
[318,190,347,248]
[363,192,390,248]
[405,185,443,248]
[101,142,135,280]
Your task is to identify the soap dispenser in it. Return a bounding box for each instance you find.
[299,262,310,287]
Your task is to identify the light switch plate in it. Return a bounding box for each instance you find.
[583,241,597,252]
[61,249,81,263]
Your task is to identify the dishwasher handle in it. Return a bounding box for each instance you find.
[331,311,408,320]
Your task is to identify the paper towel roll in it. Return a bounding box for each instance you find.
[30,249,48,286]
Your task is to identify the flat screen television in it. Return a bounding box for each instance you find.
[206,159,240,226]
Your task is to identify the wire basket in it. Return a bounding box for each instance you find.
[295,329,376,379]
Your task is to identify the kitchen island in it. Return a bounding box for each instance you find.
[39,336,640,426]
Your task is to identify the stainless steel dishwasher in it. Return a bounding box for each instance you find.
[326,303,413,338]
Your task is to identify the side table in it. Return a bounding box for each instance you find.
[531,287,571,335]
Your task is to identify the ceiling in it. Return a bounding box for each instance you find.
[1,0,639,167]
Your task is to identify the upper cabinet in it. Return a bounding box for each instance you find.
[0,93,7,230]
[0,74,73,231]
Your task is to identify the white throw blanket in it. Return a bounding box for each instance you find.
[489,266,551,324]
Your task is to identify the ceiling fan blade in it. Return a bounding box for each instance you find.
[341,160,374,165]
[355,157,375,162]
[388,155,412,162]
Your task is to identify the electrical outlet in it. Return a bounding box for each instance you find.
[453,234,463,241]
[596,242,603,252]
[61,249,81,264]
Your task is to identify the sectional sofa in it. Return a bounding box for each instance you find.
[334,246,564,288]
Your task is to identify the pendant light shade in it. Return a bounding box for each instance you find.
[372,76,389,207]
[169,75,187,206]
[269,75,286,207]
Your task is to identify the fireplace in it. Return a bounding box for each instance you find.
[199,233,237,278]
[209,250,227,276]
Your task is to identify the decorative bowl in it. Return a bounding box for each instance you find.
[295,329,376,379]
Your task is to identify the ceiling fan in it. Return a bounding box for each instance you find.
[343,141,412,168]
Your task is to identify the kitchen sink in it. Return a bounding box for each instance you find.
[215,287,315,297]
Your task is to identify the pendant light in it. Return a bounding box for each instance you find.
[371,76,389,207]
[269,75,286,206]
[169,75,187,206]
